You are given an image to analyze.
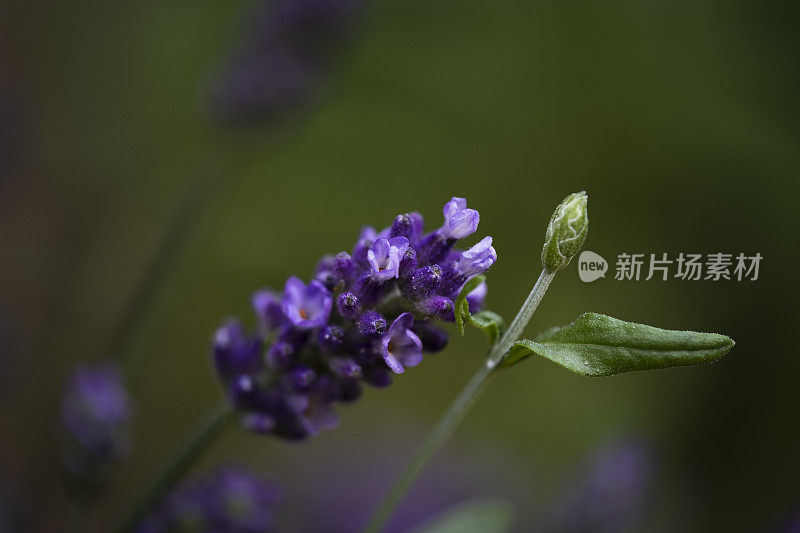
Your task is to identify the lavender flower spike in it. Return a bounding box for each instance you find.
[456,236,497,277]
[381,313,423,374]
[440,197,479,240]
[368,237,409,281]
[282,276,332,329]
[211,195,497,440]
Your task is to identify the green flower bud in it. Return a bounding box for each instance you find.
[541,191,588,273]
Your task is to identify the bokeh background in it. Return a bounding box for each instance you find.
[1,0,799,531]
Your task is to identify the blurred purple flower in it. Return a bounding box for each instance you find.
[545,440,654,533]
[209,0,364,126]
[140,467,279,533]
[59,361,133,487]
[276,427,531,533]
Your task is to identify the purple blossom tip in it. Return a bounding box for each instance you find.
[440,197,479,239]
[367,237,410,281]
[381,313,423,374]
[389,212,424,244]
[456,236,497,277]
[282,276,332,329]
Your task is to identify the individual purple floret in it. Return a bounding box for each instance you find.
[139,467,278,533]
[282,276,333,329]
[367,237,409,281]
[456,236,497,277]
[380,313,423,373]
[60,362,132,487]
[211,197,497,440]
[440,197,480,239]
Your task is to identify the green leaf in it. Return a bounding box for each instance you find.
[411,499,514,533]
[453,275,504,344]
[502,312,734,375]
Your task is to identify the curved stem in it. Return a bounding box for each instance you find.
[113,172,215,373]
[113,402,234,533]
[362,269,555,533]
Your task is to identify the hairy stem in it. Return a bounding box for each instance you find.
[113,402,234,533]
[487,269,555,367]
[362,269,555,533]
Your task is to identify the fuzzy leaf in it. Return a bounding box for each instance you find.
[502,312,734,375]
[453,275,504,344]
[412,499,514,533]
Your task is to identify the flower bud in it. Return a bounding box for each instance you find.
[541,191,588,273]
[357,310,387,337]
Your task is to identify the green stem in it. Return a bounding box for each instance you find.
[362,269,556,533]
[487,269,555,367]
[114,402,234,533]
[113,172,215,373]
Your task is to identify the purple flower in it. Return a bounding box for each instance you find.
[367,237,410,281]
[60,362,132,485]
[380,313,423,374]
[252,290,286,332]
[455,236,497,277]
[214,319,264,379]
[212,196,496,440]
[390,212,424,244]
[440,197,479,239]
[546,440,653,533]
[353,225,389,265]
[298,397,340,436]
[141,467,278,533]
[282,276,332,329]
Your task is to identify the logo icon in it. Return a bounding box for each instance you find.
[578,251,608,282]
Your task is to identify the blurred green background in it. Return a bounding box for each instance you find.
[1,0,799,531]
